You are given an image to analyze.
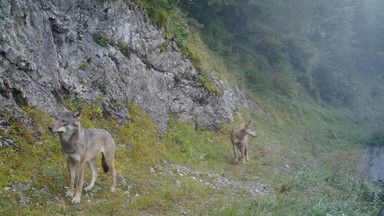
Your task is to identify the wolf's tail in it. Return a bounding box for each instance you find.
[101,153,109,173]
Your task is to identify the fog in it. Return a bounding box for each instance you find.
[179,0,384,124]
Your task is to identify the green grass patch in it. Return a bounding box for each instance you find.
[166,119,220,163]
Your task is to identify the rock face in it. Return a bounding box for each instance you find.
[0,0,257,136]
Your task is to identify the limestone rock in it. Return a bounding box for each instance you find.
[0,0,261,137]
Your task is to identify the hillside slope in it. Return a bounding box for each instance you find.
[0,0,382,215]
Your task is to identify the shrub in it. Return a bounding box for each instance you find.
[148,8,169,28]
[117,43,131,59]
[255,36,284,65]
[93,34,109,48]
[79,62,88,69]
[367,130,384,146]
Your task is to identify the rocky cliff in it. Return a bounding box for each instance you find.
[0,0,256,139]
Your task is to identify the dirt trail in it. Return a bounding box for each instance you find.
[359,145,384,184]
[150,161,272,196]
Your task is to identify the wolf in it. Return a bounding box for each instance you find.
[48,110,116,204]
[231,121,257,164]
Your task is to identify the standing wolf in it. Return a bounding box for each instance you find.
[231,121,257,164]
[48,110,116,204]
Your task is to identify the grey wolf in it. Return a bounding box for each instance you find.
[48,110,116,204]
[231,121,257,164]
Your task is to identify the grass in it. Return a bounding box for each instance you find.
[0,96,382,215]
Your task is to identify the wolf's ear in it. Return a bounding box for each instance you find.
[73,110,82,119]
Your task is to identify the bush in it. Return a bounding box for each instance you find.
[202,18,233,55]
[131,0,179,28]
[368,130,384,146]
[147,8,169,28]
[244,69,272,94]
[255,36,284,65]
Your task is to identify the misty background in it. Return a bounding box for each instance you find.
[176,0,384,124]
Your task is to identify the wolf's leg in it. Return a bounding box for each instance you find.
[84,159,97,191]
[72,161,85,204]
[106,158,116,192]
[241,144,247,164]
[245,142,250,162]
[66,160,75,198]
[233,143,238,163]
[245,147,250,162]
[104,140,117,192]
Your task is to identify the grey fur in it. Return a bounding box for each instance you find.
[48,110,116,204]
[231,121,257,164]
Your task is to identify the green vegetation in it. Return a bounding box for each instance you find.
[198,70,223,96]
[367,130,384,146]
[129,0,175,28]
[178,0,384,112]
[0,82,7,98]
[125,0,225,95]
[93,34,109,48]
[117,43,132,59]
[0,98,382,215]
[80,62,88,69]
[93,33,132,60]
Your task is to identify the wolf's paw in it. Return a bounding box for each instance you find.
[84,186,93,192]
[110,187,116,192]
[71,196,81,204]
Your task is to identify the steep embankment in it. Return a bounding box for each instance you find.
[0,0,255,138]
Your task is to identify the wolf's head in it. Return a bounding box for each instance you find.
[245,121,257,137]
[48,110,81,134]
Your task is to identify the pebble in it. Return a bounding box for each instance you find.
[149,167,156,173]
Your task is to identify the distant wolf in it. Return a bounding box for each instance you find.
[48,110,116,204]
[231,121,257,164]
